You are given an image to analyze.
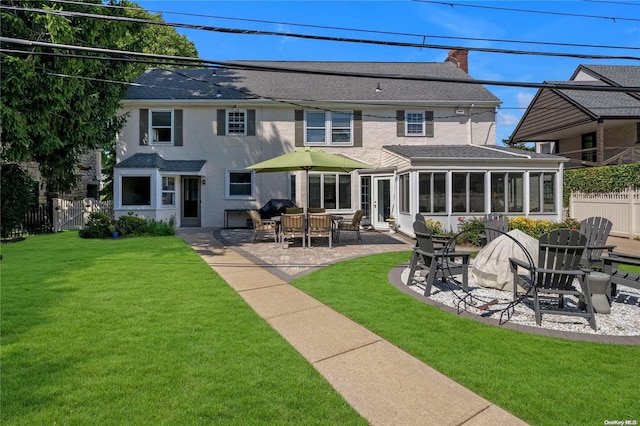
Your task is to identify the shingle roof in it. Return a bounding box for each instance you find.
[115,153,206,172]
[549,80,640,117]
[578,65,640,88]
[125,61,500,103]
[384,144,564,160]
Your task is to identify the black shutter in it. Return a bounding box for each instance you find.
[139,109,149,145]
[295,110,304,147]
[247,109,256,136]
[174,109,183,146]
[425,110,434,138]
[353,110,362,147]
[396,110,405,137]
[217,109,226,136]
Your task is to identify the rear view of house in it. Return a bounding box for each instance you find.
[114,55,567,234]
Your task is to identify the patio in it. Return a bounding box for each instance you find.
[212,228,640,341]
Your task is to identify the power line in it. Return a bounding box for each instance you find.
[2,5,639,62]
[414,0,640,22]
[47,0,640,52]
[3,38,640,94]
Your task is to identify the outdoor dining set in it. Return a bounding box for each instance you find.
[406,214,640,331]
[248,208,364,249]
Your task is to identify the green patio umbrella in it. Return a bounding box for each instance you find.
[247,147,371,214]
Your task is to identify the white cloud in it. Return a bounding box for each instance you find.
[496,111,520,127]
[516,92,535,109]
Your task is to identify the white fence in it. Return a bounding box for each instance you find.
[52,198,113,232]
[569,189,640,238]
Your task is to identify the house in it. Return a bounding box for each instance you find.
[114,52,568,235]
[509,65,640,168]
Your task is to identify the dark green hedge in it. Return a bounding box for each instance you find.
[563,163,640,206]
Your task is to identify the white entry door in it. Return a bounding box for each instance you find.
[372,176,394,230]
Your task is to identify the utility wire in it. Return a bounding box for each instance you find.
[3,38,640,93]
[414,0,640,22]
[47,0,640,52]
[2,5,639,62]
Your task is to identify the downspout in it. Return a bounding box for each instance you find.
[468,104,474,145]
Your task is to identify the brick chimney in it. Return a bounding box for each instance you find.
[445,49,469,73]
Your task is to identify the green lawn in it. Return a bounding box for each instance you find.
[292,252,640,425]
[1,232,365,425]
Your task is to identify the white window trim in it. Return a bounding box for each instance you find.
[304,110,353,146]
[225,169,255,200]
[119,173,155,209]
[405,110,425,136]
[226,109,247,136]
[308,172,353,211]
[161,175,176,207]
[149,109,174,145]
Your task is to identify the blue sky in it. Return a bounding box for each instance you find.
[139,0,639,144]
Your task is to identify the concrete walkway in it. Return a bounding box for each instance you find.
[179,228,527,426]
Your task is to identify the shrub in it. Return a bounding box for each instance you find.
[1,163,38,238]
[79,212,114,239]
[115,214,147,237]
[455,216,581,246]
[146,216,176,236]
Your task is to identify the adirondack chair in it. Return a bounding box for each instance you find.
[509,229,597,330]
[247,210,278,243]
[280,213,306,248]
[406,220,469,296]
[579,217,615,269]
[482,213,509,246]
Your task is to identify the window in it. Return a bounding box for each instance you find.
[226,170,254,199]
[405,111,425,136]
[582,132,597,162]
[452,172,485,213]
[289,174,297,205]
[162,177,175,206]
[399,173,410,214]
[418,172,446,213]
[491,172,523,213]
[122,176,151,206]
[226,110,247,135]
[309,172,352,209]
[530,172,556,213]
[305,111,352,145]
[151,110,172,144]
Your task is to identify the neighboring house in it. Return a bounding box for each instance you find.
[114,52,568,234]
[509,65,640,168]
[22,150,103,204]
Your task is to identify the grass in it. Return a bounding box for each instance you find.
[1,232,366,425]
[291,251,640,425]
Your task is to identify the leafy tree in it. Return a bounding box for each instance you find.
[0,0,198,196]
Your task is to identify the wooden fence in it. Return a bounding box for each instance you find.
[569,189,640,238]
[52,198,113,232]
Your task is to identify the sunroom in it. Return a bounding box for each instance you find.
[381,145,568,236]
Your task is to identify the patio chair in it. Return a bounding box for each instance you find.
[579,216,615,270]
[336,210,363,244]
[307,213,333,248]
[509,229,597,330]
[406,220,469,296]
[280,213,306,248]
[285,207,304,214]
[247,210,278,243]
[482,213,509,246]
